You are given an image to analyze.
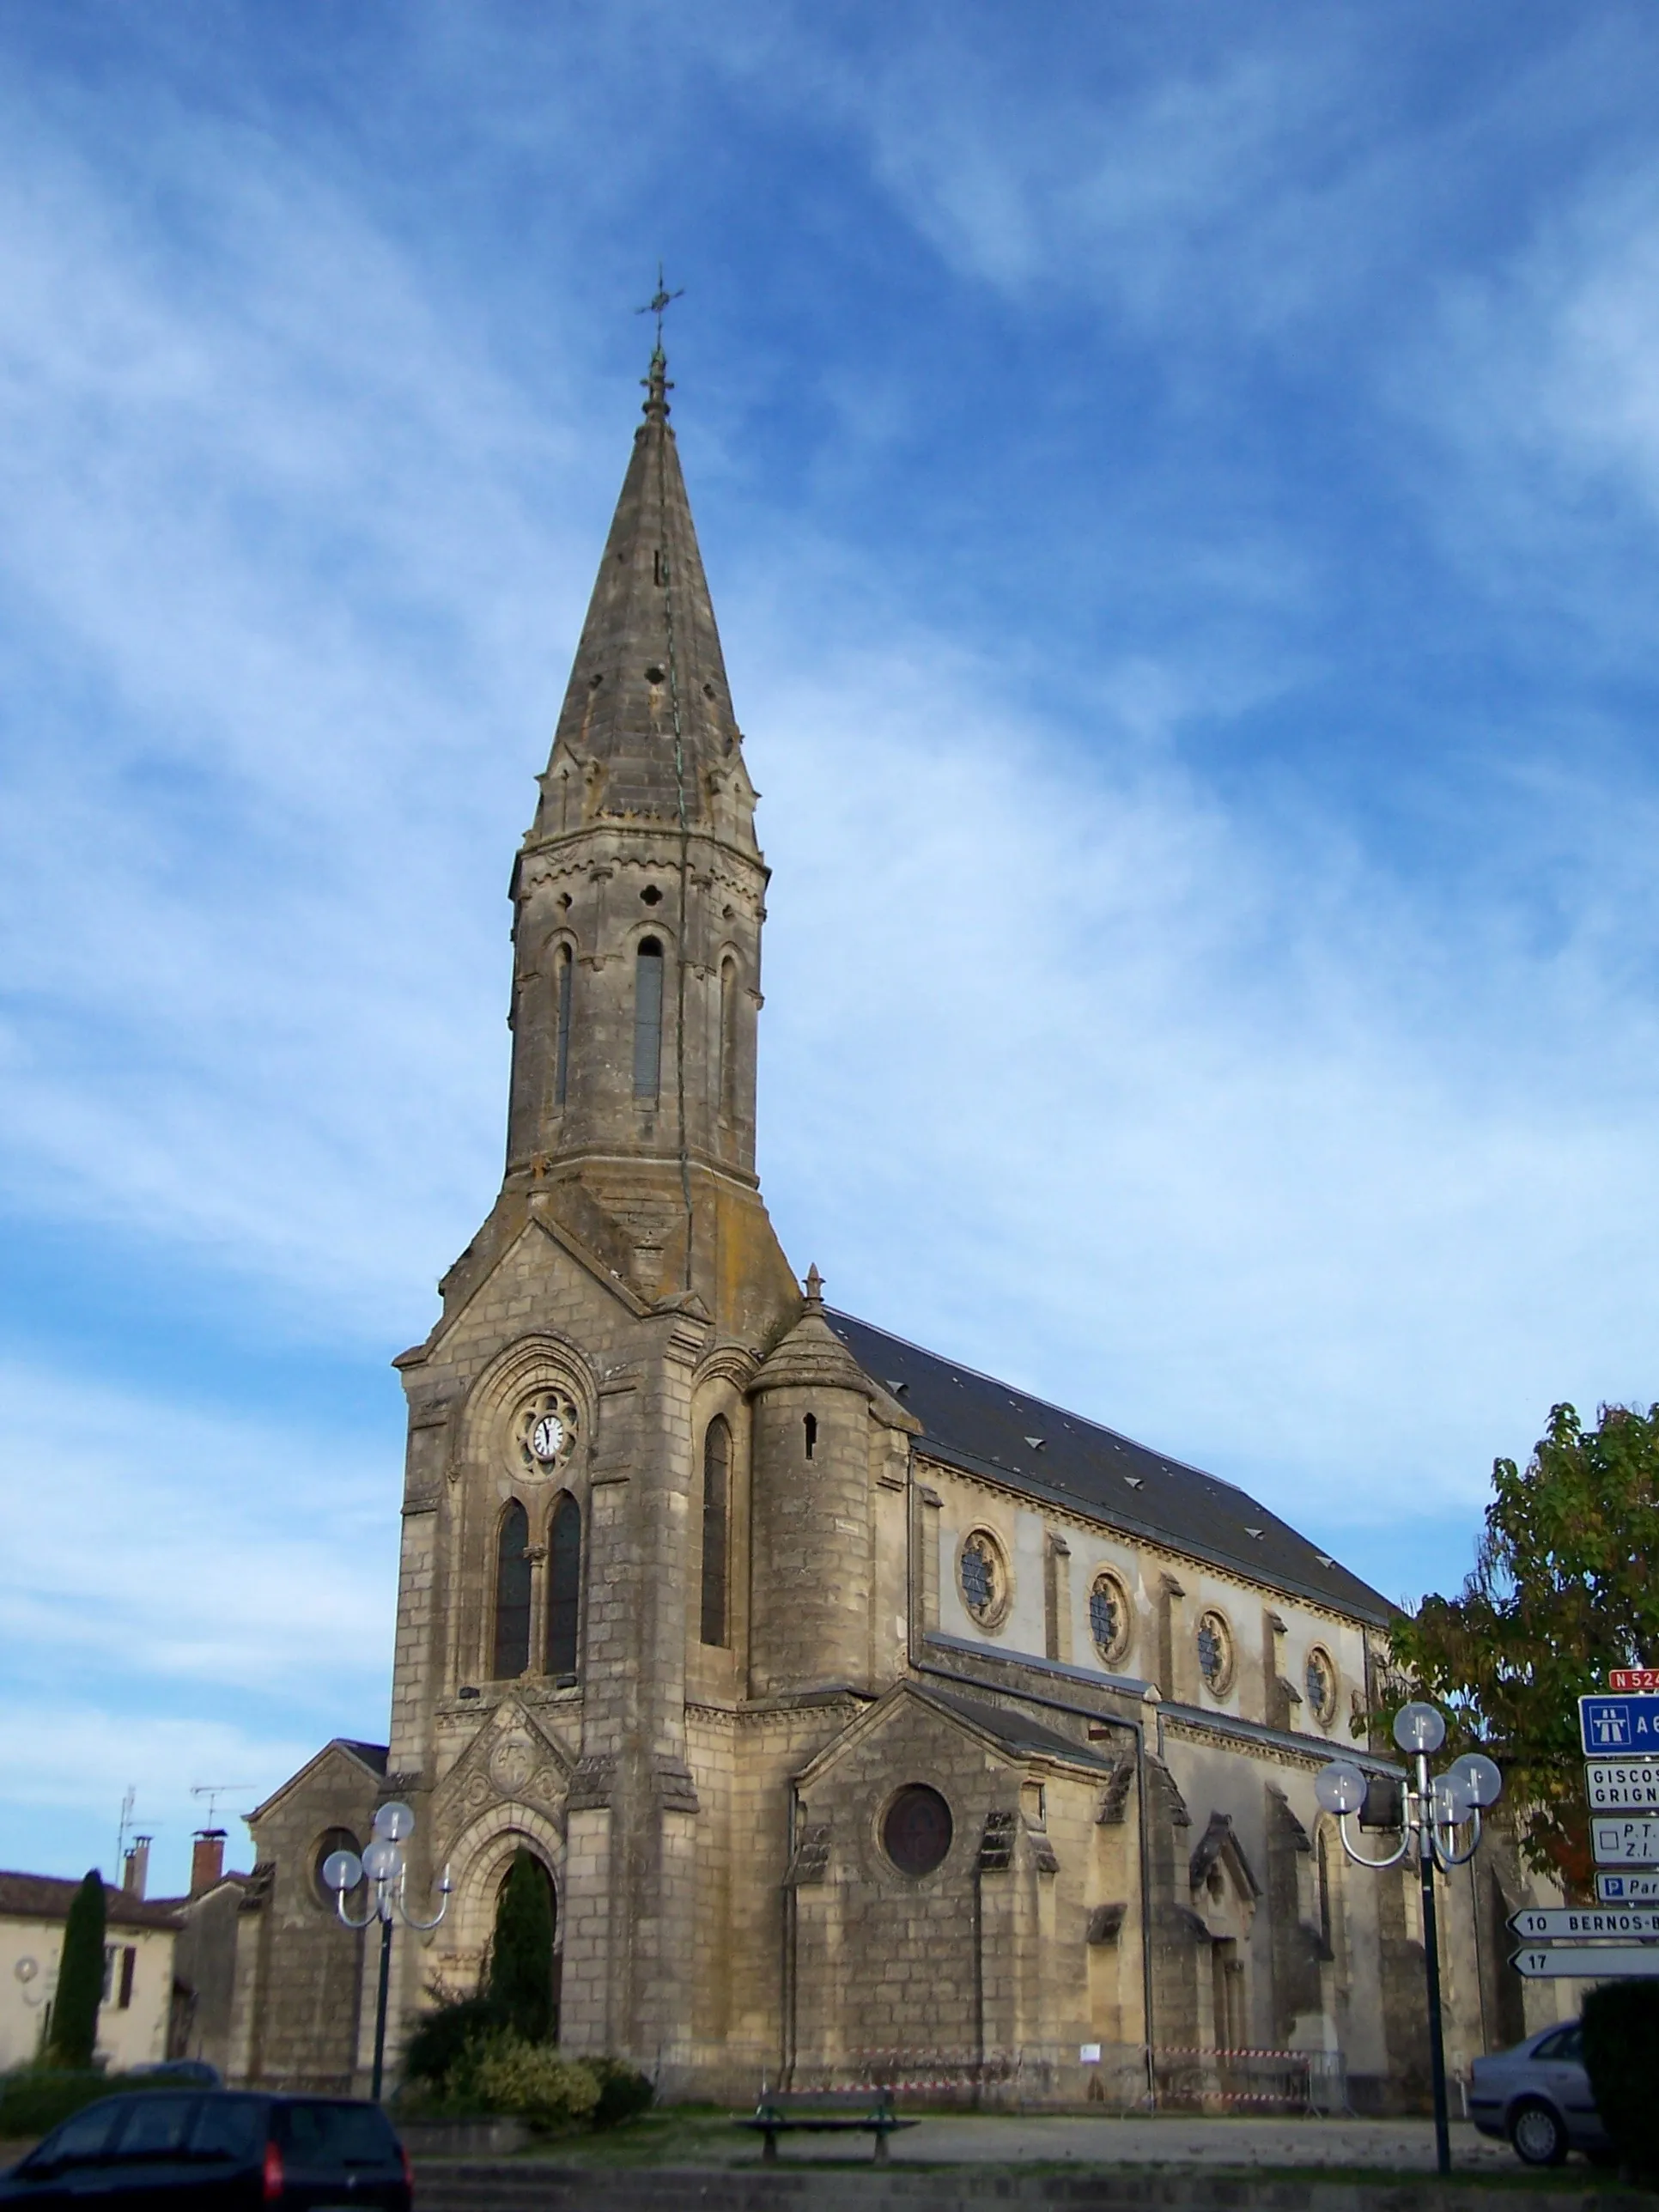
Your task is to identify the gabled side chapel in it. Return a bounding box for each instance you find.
[217,348,1563,2110]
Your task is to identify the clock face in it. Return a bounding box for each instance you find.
[531,1413,565,1463]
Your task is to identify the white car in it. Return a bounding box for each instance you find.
[1468,2020,1612,2166]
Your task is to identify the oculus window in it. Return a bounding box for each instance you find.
[882,1784,953,1877]
[1089,1571,1133,1665]
[958,1529,1010,1631]
[1305,1645,1338,1726]
[1195,1608,1235,1696]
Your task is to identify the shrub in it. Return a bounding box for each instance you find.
[470,2035,600,2127]
[47,1874,106,2069]
[588,2054,654,2127]
[0,2068,189,2139]
[1583,1982,1659,2179]
[487,1851,556,2044]
[401,1995,506,2087]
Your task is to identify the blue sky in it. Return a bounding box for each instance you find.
[5,1,1659,1893]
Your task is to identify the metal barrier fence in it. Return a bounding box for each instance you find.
[1152,2045,1350,2115]
[776,2042,1348,2115]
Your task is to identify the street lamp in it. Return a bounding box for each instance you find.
[324,1801,453,2100]
[1316,1705,1503,2179]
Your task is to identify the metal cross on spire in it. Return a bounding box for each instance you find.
[636,263,685,351]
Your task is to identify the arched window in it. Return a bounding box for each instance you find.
[803,1412,817,1461]
[545,1492,581,1680]
[700,1418,730,1648]
[633,939,663,1100]
[494,1503,532,1680]
[719,957,738,1121]
[312,1827,363,1910]
[553,945,573,1107]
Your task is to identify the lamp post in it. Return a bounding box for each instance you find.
[1316,1705,1503,2179]
[324,1801,453,2101]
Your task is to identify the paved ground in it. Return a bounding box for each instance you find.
[734,2116,1522,2172]
[3,2114,1547,2179]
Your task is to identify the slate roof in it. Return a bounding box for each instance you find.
[829,1310,1391,1626]
[0,1871,184,1931]
[921,1686,1120,1773]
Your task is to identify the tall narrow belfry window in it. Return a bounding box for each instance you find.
[553,945,573,1107]
[546,1492,581,1680]
[719,957,738,1122]
[700,1418,731,1648]
[494,1503,532,1680]
[633,939,664,1099]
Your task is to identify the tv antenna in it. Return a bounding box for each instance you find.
[191,1782,252,1829]
[116,1784,137,1863]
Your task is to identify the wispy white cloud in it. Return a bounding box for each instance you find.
[0,1706,316,1893]
[1402,158,1659,622]
[0,1358,396,1698]
[5,1,1659,1878]
[745,618,1659,1529]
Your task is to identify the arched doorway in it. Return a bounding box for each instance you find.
[492,1849,560,2043]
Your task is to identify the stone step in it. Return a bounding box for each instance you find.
[410,2167,1653,2212]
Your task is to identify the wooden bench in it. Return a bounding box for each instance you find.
[737,2087,917,2163]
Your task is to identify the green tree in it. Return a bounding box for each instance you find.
[487,1850,556,2043]
[1389,1401,1659,1887]
[48,1871,106,2069]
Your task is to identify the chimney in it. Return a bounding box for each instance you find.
[122,1836,152,1899]
[190,1830,227,1899]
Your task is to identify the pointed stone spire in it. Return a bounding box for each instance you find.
[494,349,799,1346]
[532,345,754,849]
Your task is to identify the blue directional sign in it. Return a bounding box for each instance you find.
[1581,1696,1659,1755]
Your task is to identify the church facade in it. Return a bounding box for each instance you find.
[209,349,1566,2110]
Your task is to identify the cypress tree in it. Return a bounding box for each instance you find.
[486,1850,555,2043]
[49,1871,106,2069]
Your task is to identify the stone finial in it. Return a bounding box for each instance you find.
[641,344,673,424]
[803,1263,824,1309]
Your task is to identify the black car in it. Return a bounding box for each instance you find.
[0,2089,412,2208]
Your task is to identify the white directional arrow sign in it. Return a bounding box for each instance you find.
[1512,1946,1659,1978]
[1586,1763,1659,1811]
[1594,1818,1659,1865]
[1511,1905,1659,1940]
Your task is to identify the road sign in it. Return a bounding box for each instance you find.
[1512,1945,1659,1978]
[1599,1872,1659,1902]
[1581,1696,1659,1754]
[1612,1671,1659,1692]
[1587,1762,1659,1810]
[1594,1818,1659,1865]
[1510,1905,1659,1940]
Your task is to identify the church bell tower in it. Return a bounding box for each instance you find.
[495,343,795,1340]
[382,340,811,2086]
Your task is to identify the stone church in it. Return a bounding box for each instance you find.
[198,345,1563,2110]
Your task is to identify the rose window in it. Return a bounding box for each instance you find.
[1196,1609,1234,1694]
[882,1784,953,1877]
[1305,1646,1337,1725]
[514,1387,580,1480]
[1090,1572,1132,1664]
[959,1531,1008,1628]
